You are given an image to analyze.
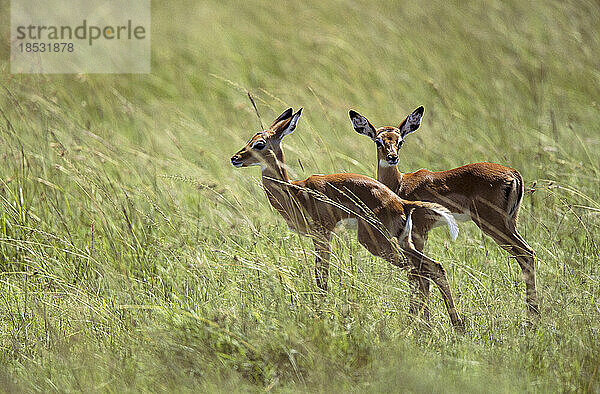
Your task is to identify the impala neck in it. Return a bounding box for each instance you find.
[261,147,290,185]
[376,150,403,192]
[260,147,295,214]
[260,146,309,231]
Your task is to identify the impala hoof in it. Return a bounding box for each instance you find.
[453,318,467,334]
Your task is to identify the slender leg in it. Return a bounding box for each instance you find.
[358,222,463,332]
[312,231,332,292]
[405,246,465,332]
[513,231,539,322]
[408,232,431,321]
[473,212,539,324]
[493,230,538,323]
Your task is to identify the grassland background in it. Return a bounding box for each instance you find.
[0,0,599,391]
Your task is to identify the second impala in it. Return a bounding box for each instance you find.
[349,106,538,323]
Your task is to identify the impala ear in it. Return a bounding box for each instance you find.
[270,108,293,129]
[349,110,377,139]
[273,108,302,139]
[399,106,424,137]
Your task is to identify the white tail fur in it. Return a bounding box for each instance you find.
[399,209,414,240]
[430,207,459,241]
[399,204,457,241]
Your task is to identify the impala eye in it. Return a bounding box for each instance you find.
[374,139,383,148]
[252,141,266,150]
[397,140,404,148]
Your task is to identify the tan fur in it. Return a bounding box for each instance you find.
[232,108,465,331]
[350,108,539,323]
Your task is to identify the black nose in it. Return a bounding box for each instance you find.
[387,155,398,163]
[231,155,241,164]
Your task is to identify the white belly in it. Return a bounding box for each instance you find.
[336,218,358,230]
[433,211,471,229]
[452,212,471,223]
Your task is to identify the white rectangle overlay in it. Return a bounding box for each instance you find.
[11,0,150,73]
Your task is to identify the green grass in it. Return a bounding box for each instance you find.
[1,0,599,391]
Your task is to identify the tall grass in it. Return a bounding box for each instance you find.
[0,0,599,391]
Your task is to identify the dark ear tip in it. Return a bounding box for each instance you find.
[297,107,303,114]
[415,106,424,114]
[349,109,357,118]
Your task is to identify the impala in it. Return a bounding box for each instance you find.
[231,108,465,330]
[349,106,538,323]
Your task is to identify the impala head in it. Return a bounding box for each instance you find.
[349,106,424,167]
[230,108,302,168]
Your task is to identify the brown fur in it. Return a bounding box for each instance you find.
[350,108,539,323]
[232,108,465,331]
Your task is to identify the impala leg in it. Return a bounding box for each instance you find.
[512,231,539,322]
[408,232,431,321]
[405,246,464,332]
[357,222,462,331]
[358,221,463,332]
[356,221,408,269]
[425,255,464,333]
[474,214,539,324]
[492,230,538,323]
[312,231,332,293]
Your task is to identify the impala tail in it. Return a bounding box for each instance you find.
[401,201,459,241]
[506,171,524,222]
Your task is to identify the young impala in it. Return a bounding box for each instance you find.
[231,108,465,331]
[349,106,538,323]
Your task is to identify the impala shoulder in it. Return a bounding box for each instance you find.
[304,174,325,180]
[413,168,433,176]
[301,174,328,188]
[345,173,388,189]
[343,173,377,183]
[292,179,308,187]
[320,173,373,183]
[410,168,435,180]
[291,179,314,200]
